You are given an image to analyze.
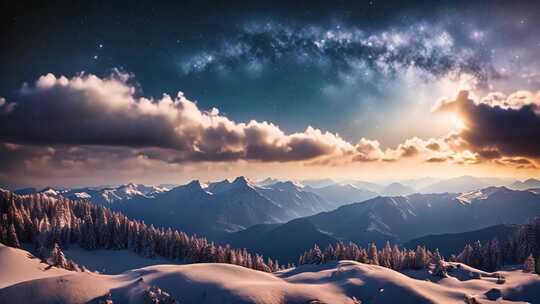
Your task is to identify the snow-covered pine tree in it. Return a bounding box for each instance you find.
[6,223,20,248]
[310,244,323,264]
[414,246,427,269]
[391,244,403,270]
[524,254,536,273]
[368,243,379,265]
[0,189,279,273]
[50,242,69,268]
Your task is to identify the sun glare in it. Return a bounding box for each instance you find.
[452,114,466,130]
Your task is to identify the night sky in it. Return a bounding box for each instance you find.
[1,1,540,187]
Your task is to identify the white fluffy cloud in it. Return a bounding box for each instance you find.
[1,72,536,188]
[0,71,358,163]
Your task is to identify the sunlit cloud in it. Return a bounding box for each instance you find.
[0,71,538,187]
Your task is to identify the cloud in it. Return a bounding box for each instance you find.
[426,156,449,163]
[1,71,536,188]
[352,138,384,162]
[495,157,537,169]
[434,90,540,162]
[0,72,357,163]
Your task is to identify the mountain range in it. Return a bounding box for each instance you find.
[509,178,540,191]
[417,176,513,194]
[224,187,540,262]
[14,183,168,205]
[112,177,333,238]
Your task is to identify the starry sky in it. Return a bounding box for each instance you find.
[1,0,540,187]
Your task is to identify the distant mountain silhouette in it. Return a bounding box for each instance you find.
[403,224,521,256]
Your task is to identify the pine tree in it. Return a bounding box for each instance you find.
[414,246,427,269]
[6,223,20,248]
[50,242,69,268]
[368,243,379,265]
[433,259,448,277]
[0,189,290,273]
[310,245,323,264]
[524,254,536,273]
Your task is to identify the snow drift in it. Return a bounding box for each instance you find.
[1,243,539,303]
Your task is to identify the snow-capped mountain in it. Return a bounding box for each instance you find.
[25,183,170,205]
[302,187,540,245]
[113,176,332,237]
[509,178,540,190]
[113,177,334,238]
[258,181,332,217]
[256,177,281,187]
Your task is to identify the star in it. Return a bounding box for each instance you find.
[93,55,99,60]
[98,44,103,49]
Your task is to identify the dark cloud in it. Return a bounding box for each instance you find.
[495,157,537,169]
[426,142,440,151]
[0,72,356,163]
[434,90,540,162]
[399,144,419,158]
[426,156,449,163]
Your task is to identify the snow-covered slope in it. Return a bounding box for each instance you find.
[1,244,539,303]
[0,243,70,288]
[63,245,173,274]
[300,187,540,246]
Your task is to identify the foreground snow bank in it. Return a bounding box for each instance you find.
[63,245,173,274]
[0,244,69,288]
[1,244,539,303]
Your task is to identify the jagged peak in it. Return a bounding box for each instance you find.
[233,176,249,184]
[186,180,203,189]
[39,187,59,195]
[232,176,256,186]
[118,182,138,188]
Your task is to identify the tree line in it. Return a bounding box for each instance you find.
[298,217,540,274]
[298,241,446,274]
[452,217,540,273]
[0,189,283,272]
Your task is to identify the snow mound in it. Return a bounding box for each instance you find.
[0,243,69,288]
[2,245,540,303]
[63,245,173,274]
